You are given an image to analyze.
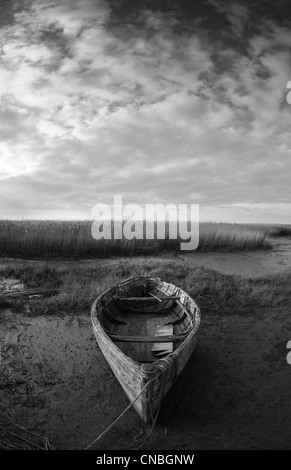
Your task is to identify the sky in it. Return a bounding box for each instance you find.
[0,0,291,222]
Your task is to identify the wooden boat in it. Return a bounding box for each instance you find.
[91,276,201,423]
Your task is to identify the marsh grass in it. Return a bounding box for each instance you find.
[1,258,290,316]
[244,223,291,238]
[0,220,274,259]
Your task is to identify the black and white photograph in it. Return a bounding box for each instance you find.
[0,0,291,453]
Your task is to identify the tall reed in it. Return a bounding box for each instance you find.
[0,220,274,258]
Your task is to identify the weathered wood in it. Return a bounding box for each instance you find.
[105,309,127,325]
[116,296,180,301]
[1,288,58,298]
[91,275,201,423]
[152,325,173,355]
[165,311,187,326]
[107,333,186,343]
[121,309,173,315]
[149,292,162,302]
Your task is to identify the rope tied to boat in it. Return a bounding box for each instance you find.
[83,378,154,450]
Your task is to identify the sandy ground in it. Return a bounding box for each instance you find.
[1,303,291,450]
[176,238,291,277]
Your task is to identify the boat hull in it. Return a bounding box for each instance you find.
[91,276,200,423]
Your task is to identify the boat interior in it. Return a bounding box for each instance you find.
[98,279,194,363]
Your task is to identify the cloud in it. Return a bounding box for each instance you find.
[208,0,249,37]
[0,0,290,222]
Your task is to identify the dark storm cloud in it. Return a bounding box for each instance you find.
[0,0,21,28]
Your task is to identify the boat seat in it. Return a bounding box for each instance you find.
[107,332,186,343]
[115,296,180,301]
[122,309,173,315]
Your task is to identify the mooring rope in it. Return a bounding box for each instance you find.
[83,379,154,450]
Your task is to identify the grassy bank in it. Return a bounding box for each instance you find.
[246,224,291,238]
[1,258,290,316]
[0,220,273,259]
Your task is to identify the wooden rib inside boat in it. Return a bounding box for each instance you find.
[91,276,201,423]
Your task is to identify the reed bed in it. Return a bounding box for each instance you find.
[246,224,291,238]
[0,220,274,259]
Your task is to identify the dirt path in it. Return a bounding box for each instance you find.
[176,237,291,277]
[1,305,291,450]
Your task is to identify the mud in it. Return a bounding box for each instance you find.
[1,304,291,450]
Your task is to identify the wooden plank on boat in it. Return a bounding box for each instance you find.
[152,325,173,356]
[120,309,173,315]
[149,292,162,302]
[107,332,186,343]
[1,288,58,298]
[115,296,180,301]
[165,311,187,326]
